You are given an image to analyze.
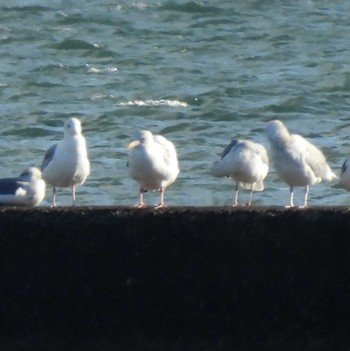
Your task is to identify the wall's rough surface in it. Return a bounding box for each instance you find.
[1,207,350,350]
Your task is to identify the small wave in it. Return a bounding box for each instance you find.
[119,99,188,107]
[54,39,99,50]
[130,2,149,10]
[87,66,118,74]
[264,96,305,113]
[3,5,51,13]
[160,1,223,14]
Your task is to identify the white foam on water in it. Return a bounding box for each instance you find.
[87,66,118,73]
[118,99,188,107]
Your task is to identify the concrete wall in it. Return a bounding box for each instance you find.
[1,207,350,350]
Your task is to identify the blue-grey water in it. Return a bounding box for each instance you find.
[1,0,350,207]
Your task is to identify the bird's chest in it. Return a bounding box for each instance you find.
[130,147,162,171]
[59,141,82,166]
[53,143,82,180]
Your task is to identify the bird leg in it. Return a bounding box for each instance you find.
[299,185,309,208]
[286,186,295,208]
[247,188,254,207]
[137,187,147,208]
[233,182,239,207]
[155,187,167,209]
[71,184,76,207]
[51,186,57,207]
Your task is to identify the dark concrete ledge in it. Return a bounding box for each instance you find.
[1,207,350,350]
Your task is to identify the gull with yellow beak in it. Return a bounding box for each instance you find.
[127,130,179,208]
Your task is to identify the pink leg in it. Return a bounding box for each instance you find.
[285,186,294,208]
[155,187,167,209]
[137,187,147,208]
[299,185,309,208]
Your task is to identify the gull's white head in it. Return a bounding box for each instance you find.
[64,117,82,136]
[128,130,153,150]
[19,167,43,181]
[265,119,290,144]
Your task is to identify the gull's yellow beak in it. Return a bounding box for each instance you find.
[128,140,140,150]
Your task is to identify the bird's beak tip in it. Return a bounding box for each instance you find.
[128,140,140,150]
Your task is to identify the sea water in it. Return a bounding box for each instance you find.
[0,0,349,207]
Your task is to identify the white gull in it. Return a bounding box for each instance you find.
[0,167,46,206]
[212,139,269,206]
[265,119,337,207]
[340,159,350,191]
[127,130,179,208]
[41,117,90,206]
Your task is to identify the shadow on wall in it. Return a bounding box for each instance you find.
[1,206,350,350]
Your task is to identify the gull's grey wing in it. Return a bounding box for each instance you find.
[42,144,57,171]
[341,159,348,175]
[0,178,22,195]
[221,139,239,159]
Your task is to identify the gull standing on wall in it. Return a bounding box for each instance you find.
[265,119,337,207]
[340,159,350,192]
[0,167,46,206]
[127,130,179,208]
[42,117,90,206]
[212,139,269,206]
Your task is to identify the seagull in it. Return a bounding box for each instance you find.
[42,117,90,207]
[266,119,337,207]
[0,167,46,206]
[212,139,269,206]
[127,130,179,208]
[340,159,350,191]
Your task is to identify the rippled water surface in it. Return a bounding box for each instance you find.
[1,0,350,206]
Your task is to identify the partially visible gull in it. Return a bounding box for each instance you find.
[266,119,337,207]
[127,130,179,208]
[42,117,90,206]
[0,167,45,206]
[340,159,350,191]
[212,139,269,206]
